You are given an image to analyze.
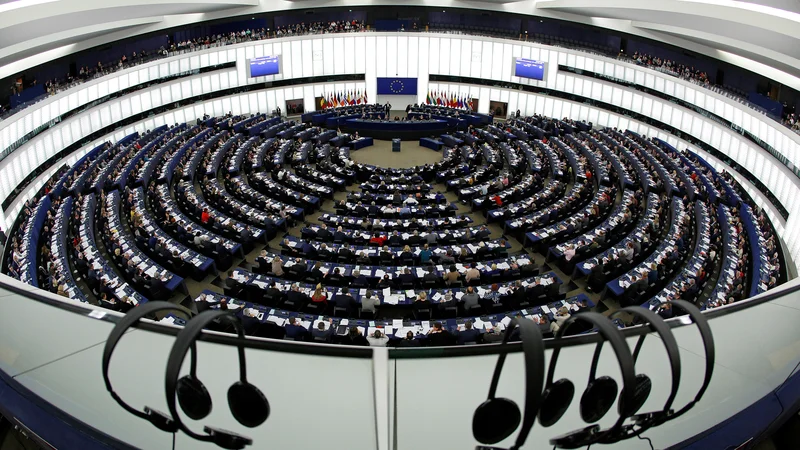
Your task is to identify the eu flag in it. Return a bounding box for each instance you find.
[376,77,418,95]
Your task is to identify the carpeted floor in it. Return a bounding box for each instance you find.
[348,139,444,168]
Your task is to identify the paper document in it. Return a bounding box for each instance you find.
[266,316,285,326]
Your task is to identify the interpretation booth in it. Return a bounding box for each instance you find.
[1,4,800,450]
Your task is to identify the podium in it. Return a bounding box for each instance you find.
[392,138,401,152]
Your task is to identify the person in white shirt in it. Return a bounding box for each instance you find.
[367,329,388,347]
[550,307,571,334]
[403,195,418,205]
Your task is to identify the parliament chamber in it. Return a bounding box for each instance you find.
[1,3,800,450]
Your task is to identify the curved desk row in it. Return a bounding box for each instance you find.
[342,119,450,140]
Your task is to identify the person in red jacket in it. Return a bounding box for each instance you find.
[370,234,387,246]
[200,208,211,224]
[491,195,503,206]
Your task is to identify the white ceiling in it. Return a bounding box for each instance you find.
[536,0,800,81]
[0,0,797,90]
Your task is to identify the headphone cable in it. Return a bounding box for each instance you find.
[172,433,176,450]
[638,434,654,450]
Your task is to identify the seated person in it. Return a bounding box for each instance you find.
[422,267,439,285]
[333,288,357,315]
[456,321,481,345]
[397,330,421,347]
[443,265,461,285]
[284,317,308,340]
[425,322,454,346]
[367,329,389,347]
[341,326,368,346]
[465,263,481,283]
[398,268,415,286]
[311,319,335,342]
[461,286,481,311]
[361,291,379,315]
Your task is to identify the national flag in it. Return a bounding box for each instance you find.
[320,96,327,109]
[347,91,352,105]
[426,91,431,105]
[457,96,462,109]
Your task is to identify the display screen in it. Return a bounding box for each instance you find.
[249,56,280,77]
[514,58,545,80]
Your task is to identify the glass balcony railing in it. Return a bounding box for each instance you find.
[2,273,800,450]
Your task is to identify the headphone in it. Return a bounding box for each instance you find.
[472,318,545,450]
[165,310,270,450]
[537,312,637,449]
[630,300,715,430]
[103,302,186,434]
[595,306,682,445]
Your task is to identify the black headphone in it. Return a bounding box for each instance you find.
[165,310,270,450]
[596,306,682,445]
[473,318,544,450]
[630,300,715,429]
[538,312,637,449]
[103,302,186,434]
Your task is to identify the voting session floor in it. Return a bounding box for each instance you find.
[164,137,624,322]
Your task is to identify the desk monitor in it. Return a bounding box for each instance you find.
[514,58,546,81]
[248,55,280,77]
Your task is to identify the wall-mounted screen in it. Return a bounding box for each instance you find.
[514,58,545,80]
[249,56,280,77]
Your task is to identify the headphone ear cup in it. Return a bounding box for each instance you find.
[618,374,652,416]
[472,398,521,445]
[579,376,618,423]
[176,375,212,420]
[228,381,270,428]
[538,379,575,427]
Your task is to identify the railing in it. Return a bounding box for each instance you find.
[1,272,799,450]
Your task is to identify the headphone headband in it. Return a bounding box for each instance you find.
[613,307,682,414]
[165,310,248,441]
[547,312,637,418]
[511,319,545,449]
[658,300,714,419]
[102,302,189,426]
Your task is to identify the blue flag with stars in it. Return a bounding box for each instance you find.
[376,77,418,95]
